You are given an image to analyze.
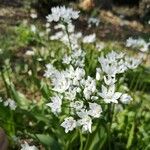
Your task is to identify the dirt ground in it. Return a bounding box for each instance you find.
[0,0,149,43]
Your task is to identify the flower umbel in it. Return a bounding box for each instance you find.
[46,6,79,23]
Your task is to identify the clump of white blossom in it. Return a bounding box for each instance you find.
[0,97,17,110]
[82,33,96,43]
[44,50,139,133]
[126,37,150,52]
[46,6,79,24]
[21,142,38,150]
[49,23,82,49]
[44,6,141,134]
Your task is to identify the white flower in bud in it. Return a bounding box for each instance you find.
[96,68,102,81]
[120,94,132,104]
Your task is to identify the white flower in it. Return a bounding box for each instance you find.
[21,142,38,150]
[46,6,79,23]
[126,37,150,52]
[4,98,17,110]
[70,101,83,110]
[120,94,132,104]
[65,88,77,101]
[66,66,85,86]
[30,13,37,19]
[96,68,102,81]
[43,64,56,78]
[78,117,92,133]
[126,37,143,48]
[125,57,141,69]
[46,95,62,115]
[106,51,124,60]
[82,34,96,43]
[88,102,102,118]
[88,17,100,28]
[45,22,50,28]
[96,42,105,51]
[77,110,92,133]
[67,23,75,33]
[99,85,122,103]
[98,52,127,75]
[25,50,35,56]
[104,75,116,85]
[31,25,36,33]
[83,76,96,99]
[62,55,71,64]
[91,96,98,101]
[52,71,71,93]
[54,23,65,30]
[50,31,64,40]
[61,117,76,133]
[74,67,85,81]
[98,56,118,75]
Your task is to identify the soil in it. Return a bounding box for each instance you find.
[0,1,149,42]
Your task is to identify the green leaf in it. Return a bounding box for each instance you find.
[126,121,135,149]
[34,134,61,150]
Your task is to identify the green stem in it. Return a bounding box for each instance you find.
[65,25,72,53]
[129,71,137,90]
[83,133,90,150]
[133,69,142,92]
[79,130,83,150]
[1,71,11,97]
[107,103,114,150]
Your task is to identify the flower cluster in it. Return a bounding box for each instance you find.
[126,37,150,52]
[44,50,139,133]
[44,6,141,134]
[21,142,38,150]
[98,51,140,103]
[46,6,79,23]
[0,97,17,110]
[49,23,82,49]
[46,7,98,49]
